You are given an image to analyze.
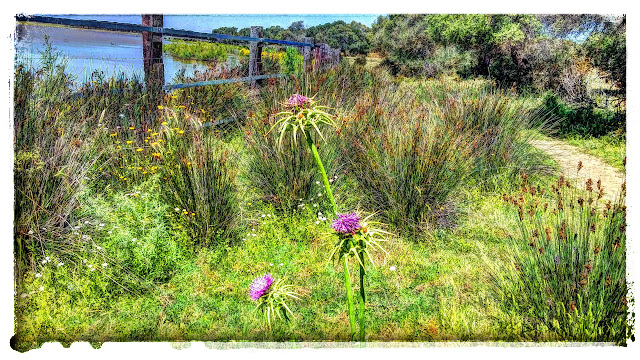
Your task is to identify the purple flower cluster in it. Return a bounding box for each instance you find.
[331,212,362,234]
[249,273,274,301]
[286,94,311,107]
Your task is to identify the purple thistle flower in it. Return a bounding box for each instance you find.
[332,212,362,234]
[286,94,311,107]
[249,273,274,300]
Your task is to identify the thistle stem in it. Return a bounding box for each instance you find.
[343,254,356,340]
[304,131,337,217]
[358,247,366,342]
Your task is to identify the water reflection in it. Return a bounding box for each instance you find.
[14,24,217,86]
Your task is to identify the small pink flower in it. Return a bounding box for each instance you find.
[286,94,311,108]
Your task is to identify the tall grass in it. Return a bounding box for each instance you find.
[155,110,240,246]
[164,40,244,62]
[497,172,629,343]
[338,88,474,231]
[13,43,105,269]
[338,75,550,233]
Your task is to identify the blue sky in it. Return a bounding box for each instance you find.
[48,14,384,33]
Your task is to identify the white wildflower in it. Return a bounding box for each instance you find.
[389,266,397,271]
[102,263,107,267]
[39,286,44,291]
[35,273,41,278]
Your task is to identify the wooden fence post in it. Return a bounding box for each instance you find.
[249,26,264,88]
[313,43,332,71]
[142,14,164,92]
[302,37,313,72]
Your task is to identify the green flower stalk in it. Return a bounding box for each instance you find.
[272,94,359,337]
[330,212,391,341]
[271,94,338,216]
[273,95,391,341]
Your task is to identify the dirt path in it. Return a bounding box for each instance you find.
[530,139,626,203]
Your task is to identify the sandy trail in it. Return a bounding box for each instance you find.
[530,139,625,203]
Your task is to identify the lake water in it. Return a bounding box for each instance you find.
[13,14,381,86]
[15,23,220,86]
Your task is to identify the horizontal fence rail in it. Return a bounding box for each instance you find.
[164,74,285,91]
[15,13,342,101]
[15,15,316,47]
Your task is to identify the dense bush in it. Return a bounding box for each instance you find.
[542,92,625,137]
[423,46,477,78]
[339,92,474,231]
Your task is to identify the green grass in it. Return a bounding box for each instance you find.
[14,175,538,346]
[12,49,631,350]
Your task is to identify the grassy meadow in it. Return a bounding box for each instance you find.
[11,42,630,351]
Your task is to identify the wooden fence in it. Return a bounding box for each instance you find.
[15,14,342,92]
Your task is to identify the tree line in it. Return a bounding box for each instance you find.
[213,14,625,106]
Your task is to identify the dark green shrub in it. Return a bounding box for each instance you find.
[542,92,624,137]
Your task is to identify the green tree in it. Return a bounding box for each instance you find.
[582,16,626,102]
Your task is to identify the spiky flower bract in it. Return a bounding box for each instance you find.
[250,276,299,329]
